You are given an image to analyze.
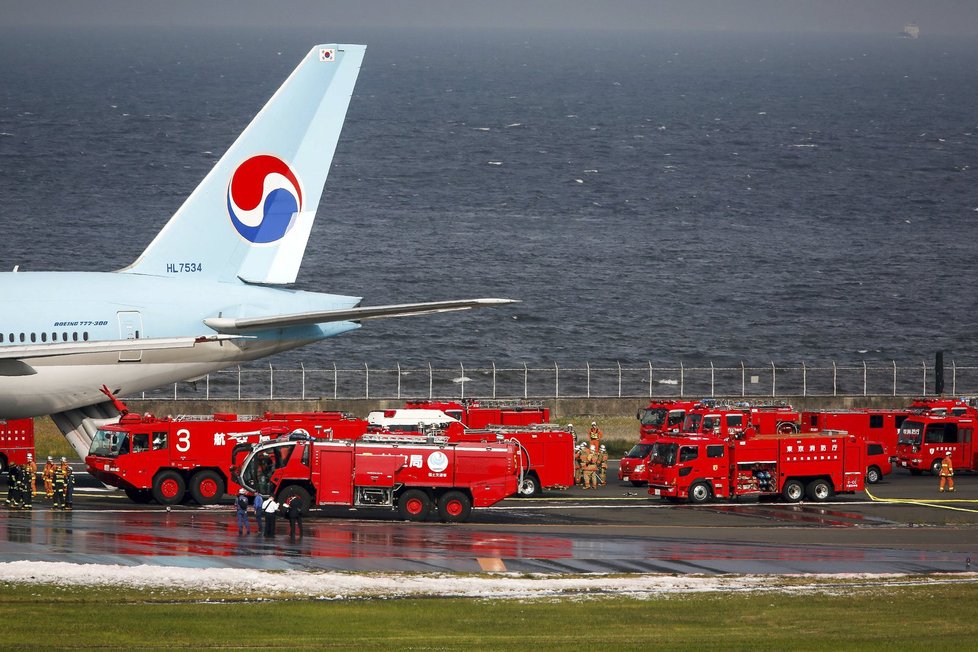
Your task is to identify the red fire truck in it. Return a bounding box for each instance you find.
[234,432,521,522]
[647,432,866,503]
[86,411,368,505]
[402,400,550,429]
[801,409,909,453]
[367,408,574,496]
[620,402,799,486]
[636,400,698,439]
[0,418,34,473]
[895,412,977,475]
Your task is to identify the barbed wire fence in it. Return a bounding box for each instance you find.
[127,361,978,401]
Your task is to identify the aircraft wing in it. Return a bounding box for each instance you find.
[0,334,241,361]
[203,298,519,334]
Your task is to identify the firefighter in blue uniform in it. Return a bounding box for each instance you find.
[60,458,75,509]
[52,463,67,509]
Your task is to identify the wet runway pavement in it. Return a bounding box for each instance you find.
[2,465,976,575]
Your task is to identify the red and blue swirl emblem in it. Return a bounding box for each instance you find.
[226,155,304,243]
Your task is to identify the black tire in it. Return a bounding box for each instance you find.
[189,470,226,505]
[630,480,648,487]
[806,478,833,502]
[518,473,542,497]
[866,466,882,484]
[782,479,805,503]
[152,470,186,505]
[277,484,313,515]
[688,482,712,504]
[397,489,431,521]
[930,459,943,476]
[124,487,153,504]
[438,490,472,523]
[0,455,8,475]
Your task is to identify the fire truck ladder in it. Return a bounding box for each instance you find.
[359,433,451,446]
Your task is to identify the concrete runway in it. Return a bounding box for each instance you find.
[2,462,975,574]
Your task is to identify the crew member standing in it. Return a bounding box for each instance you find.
[26,453,37,497]
[285,495,303,539]
[263,494,280,537]
[235,488,250,535]
[598,444,609,486]
[253,492,264,536]
[61,458,75,510]
[583,446,599,489]
[21,464,33,510]
[43,457,56,499]
[587,422,603,449]
[52,463,66,509]
[939,452,955,493]
[574,443,585,487]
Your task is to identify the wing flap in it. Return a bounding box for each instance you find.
[203,298,518,333]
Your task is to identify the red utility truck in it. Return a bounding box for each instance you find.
[801,409,909,453]
[0,418,34,473]
[402,400,550,429]
[636,400,698,439]
[646,432,866,503]
[367,408,574,496]
[895,412,977,475]
[86,411,368,505]
[234,432,521,522]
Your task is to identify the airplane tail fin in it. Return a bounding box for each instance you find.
[121,44,365,284]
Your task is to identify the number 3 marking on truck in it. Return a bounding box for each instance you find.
[176,428,191,453]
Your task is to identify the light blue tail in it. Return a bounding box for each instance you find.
[122,44,366,284]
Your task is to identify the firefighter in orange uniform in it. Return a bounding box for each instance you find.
[939,452,954,493]
[583,446,599,489]
[598,444,609,486]
[26,453,37,496]
[587,422,603,449]
[43,457,56,499]
[574,443,586,486]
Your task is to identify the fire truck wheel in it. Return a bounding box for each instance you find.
[518,473,542,497]
[782,479,805,503]
[190,470,225,505]
[398,489,431,521]
[124,487,153,504]
[806,479,833,502]
[278,485,312,514]
[865,466,882,484]
[930,459,943,476]
[438,491,472,522]
[688,482,712,504]
[0,455,7,475]
[152,471,186,505]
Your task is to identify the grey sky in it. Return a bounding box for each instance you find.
[5,0,978,35]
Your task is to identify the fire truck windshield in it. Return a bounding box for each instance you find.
[624,443,654,459]
[240,443,297,495]
[650,442,678,467]
[683,414,702,432]
[897,420,923,446]
[639,408,668,427]
[89,428,127,457]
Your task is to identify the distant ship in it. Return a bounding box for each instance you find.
[901,23,920,39]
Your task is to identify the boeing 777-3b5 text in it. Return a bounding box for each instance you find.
[0,44,516,457]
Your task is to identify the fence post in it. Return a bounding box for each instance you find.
[428,362,433,399]
[680,361,685,398]
[555,362,559,399]
[333,362,337,400]
[269,363,274,400]
[460,363,465,400]
[833,361,837,397]
[523,362,528,399]
[863,361,867,397]
[396,362,401,400]
[300,362,306,400]
[892,360,897,396]
[617,361,622,398]
[771,362,776,397]
[492,361,497,399]
[922,360,927,396]
[741,362,745,397]
[238,365,242,400]
[952,359,957,395]
[364,362,369,399]
[648,361,653,398]
[586,362,591,399]
[173,381,177,400]
[802,361,807,397]
[206,374,210,400]
[710,361,715,398]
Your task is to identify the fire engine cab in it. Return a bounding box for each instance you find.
[895,412,977,475]
[235,432,521,522]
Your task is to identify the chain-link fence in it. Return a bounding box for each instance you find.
[127,360,978,401]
